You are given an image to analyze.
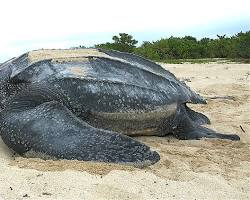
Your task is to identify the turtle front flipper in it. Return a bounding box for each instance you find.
[0,86,160,167]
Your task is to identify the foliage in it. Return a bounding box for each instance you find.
[92,31,250,60]
[235,31,250,58]
[95,33,138,53]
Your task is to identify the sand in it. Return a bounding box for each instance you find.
[28,49,106,63]
[0,63,249,200]
[27,49,126,64]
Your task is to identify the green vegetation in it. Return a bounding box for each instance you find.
[95,33,138,53]
[159,58,250,64]
[92,31,250,62]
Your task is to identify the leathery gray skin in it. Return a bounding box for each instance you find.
[0,49,240,167]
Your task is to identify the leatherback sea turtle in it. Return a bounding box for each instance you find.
[0,49,240,167]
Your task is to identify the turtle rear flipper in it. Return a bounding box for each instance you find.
[185,105,211,125]
[0,90,159,167]
[174,123,240,141]
[172,105,240,141]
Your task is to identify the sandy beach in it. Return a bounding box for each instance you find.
[0,63,249,200]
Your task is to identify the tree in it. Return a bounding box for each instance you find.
[134,41,161,60]
[183,36,197,42]
[209,34,232,58]
[96,33,138,53]
[235,31,250,58]
[199,38,212,57]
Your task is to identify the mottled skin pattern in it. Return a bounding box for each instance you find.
[0,49,240,167]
